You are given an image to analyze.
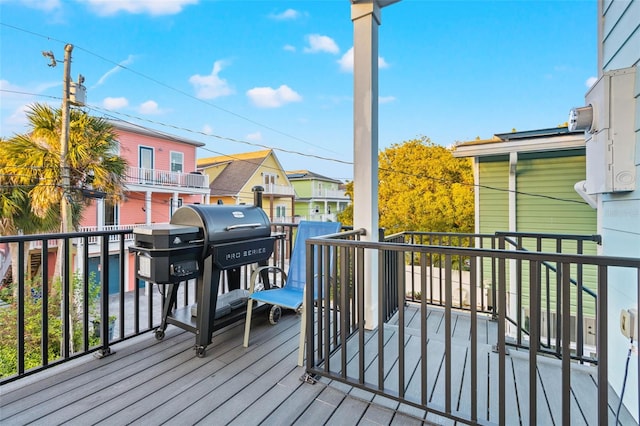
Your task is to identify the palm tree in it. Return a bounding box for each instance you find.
[0,103,128,281]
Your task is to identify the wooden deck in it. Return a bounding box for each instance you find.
[1,305,635,425]
[354,305,634,425]
[0,311,433,426]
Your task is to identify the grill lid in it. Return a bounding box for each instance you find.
[170,204,271,249]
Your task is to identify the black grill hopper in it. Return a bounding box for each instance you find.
[131,203,277,357]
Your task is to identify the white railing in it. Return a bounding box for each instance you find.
[27,224,161,250]
[311,188,349,199]
[78,224,138,244]
[263,183,295,196]
[125,166,208,189]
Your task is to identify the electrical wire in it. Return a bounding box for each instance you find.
[87,105,353,165]
[0,21,343,157]
[615,338,634,425]
[0,21,591,207]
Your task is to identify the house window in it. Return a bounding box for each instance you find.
[105,201,119,227]
[263,173,277,191]
[276,205,286,218]
[139,146,154,183]
[170,152,183,173]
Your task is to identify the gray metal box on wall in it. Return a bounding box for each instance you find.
[584,66,637,194]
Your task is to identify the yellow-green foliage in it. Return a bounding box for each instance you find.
[338,137,474,234]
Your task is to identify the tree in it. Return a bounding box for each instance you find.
[336,180,354,226]
[337,136,474,235]
[0,103,127,279]
[0,104,128,354]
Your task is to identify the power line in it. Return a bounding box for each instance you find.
[0,103,589,207]
[0,21,344,157]
[0,23,589,207]
[88,105,353,166]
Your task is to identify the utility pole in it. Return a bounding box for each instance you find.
[60,43,73,235]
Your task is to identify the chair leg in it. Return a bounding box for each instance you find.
[243,298,254,348]
[297,302,306,367]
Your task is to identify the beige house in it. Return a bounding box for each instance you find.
[197,149,296,222]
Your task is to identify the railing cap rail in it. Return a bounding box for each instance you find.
[309,238,640,268]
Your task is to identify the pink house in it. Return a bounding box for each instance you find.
[79,121,211,294]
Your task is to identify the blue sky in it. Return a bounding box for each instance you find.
[0,0,597,181]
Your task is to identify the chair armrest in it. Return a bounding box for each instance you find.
[248,265,288,294]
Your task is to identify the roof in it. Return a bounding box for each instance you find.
[286,169,342,184]
[494,126,582,141]
[108,120,205,147]
[453,126,586,158]
[198,150,272,196]
[197,149,273,168]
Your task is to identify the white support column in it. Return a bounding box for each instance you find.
[96,198,105,231]
[508,152,517,233]
[145,191,152,224]
[351,0,399,330]
[508,152,518,331]
[172,192,179,216]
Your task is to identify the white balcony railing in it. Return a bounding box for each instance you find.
[310,188,349,199]
[78,224,138,244]
[125,166,208,189]
[263,183,295,196]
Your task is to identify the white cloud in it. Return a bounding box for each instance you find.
[202,124,213,135]
[0,79,59,134]
[103,97,129,110]
[269,9,300,20]
[84,0,198,16]
[379,95,396,104]
[189,60,234,100]
[586,76,598,88]
[246,85,302,108]
[303,34,339,54]
[338,48,353,72]
[246,131,262,141]
[93,55,135,89]
[338,47,389,72]
[138,100,162,115]
[283,44,296,52]
[0,79,23,97]
[6,104,30,127]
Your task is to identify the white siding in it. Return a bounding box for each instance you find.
[599,1,640,422]
[602,0,640,70]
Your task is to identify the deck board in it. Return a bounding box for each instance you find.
[2,303,635,425]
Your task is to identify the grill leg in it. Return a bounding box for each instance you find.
[157,283,179,337]
[195,255,220,355]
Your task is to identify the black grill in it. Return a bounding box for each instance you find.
[130,203,277,357]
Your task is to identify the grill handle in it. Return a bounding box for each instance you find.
[225,223,264,231]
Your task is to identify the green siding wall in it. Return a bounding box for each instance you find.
[292,180,313,198]
[478,159,509,234]
[477,152,598,318]
[516,153,596,235]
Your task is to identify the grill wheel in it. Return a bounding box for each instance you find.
[268,305,281,325]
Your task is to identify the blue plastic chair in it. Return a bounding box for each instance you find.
[243,220,341,365]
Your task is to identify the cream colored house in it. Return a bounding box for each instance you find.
[197,150,296,222]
